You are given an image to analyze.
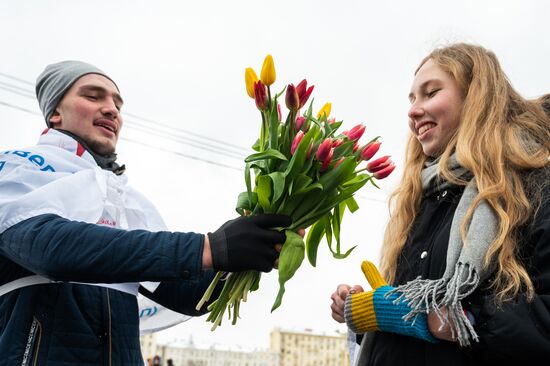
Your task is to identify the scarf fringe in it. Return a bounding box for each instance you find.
[388,262,480,346]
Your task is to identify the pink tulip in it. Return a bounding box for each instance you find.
[344,124,366,141]
[327,117,336,125]
[285,84,300,112]
[373,163,396,179]
[277,103,282,122]
[320,148,334,172]
[291,131,305,155]
[254,81,268,111]
[353,141,359,153]
[367,155,391,173]
[295,79,314,109]
[360,141,381,161]
[332,138,344,148]
[295,116,306,131]
[316,138,333,162]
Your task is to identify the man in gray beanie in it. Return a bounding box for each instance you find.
[0,61,294,364]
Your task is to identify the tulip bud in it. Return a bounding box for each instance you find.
[317,102,332,119]
[277,103,282,122]
[291,131,305,155]
[367,155,391,173]
[320,148,334,172]
[316,138,333,162]
[345,124,366,141]
[327,117,336,125]
[245,68,259,99]
[334,158,344,168]
[254,81,268,111]
[295,116,306,131]
[332,138,344,148]
[295,79,314,109]
[285,84,300,112]
[373,163,396,179]
[360,141,381,161]
[353,141,359,153]
[260,54,276,86]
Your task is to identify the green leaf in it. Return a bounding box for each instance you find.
[235,191,258,215]
[324,213,333,254]
[245,163,252,209]
[306,218,326,267]
[268,171,286,203]
[257,175,273,212]
[245,149,288,163]
[290,174,312,196]
[271,230,305,312]
[332,245,357,259]
[345,197,360,213]
[319,156,357,192]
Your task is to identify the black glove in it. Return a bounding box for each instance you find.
[208,214,292,272]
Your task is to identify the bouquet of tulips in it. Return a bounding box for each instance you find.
[196,55,395,330]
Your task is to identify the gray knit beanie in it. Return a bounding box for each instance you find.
[35,60,119,127]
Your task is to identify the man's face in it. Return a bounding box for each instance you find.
[49,74,123,155]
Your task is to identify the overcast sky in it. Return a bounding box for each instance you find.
[1,0,549,350]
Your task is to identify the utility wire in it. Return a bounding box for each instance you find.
[0,73,250,154]
[0,70,392,202]
[0,71,34,85]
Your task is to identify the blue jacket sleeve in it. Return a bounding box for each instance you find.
[0,213,206,284]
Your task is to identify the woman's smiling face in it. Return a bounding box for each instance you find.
[407,59,464,157]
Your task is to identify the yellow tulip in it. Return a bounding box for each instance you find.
[245,68,259,98]
[260,54,276,86]
[317,102,332,119]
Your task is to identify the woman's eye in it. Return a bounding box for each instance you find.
[427,89,440,97]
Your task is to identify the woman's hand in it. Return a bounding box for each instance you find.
[427,306,457,342]
[330,284,364,323]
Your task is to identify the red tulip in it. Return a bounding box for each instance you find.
[334,158,344,168]
[316,138,333,162]
[332,138,344,148]
[285,84,300,112]
[320,148,334,172]
[373,163,396,179]
[345,124,366,141]
[353,141,359,153]
[360,141,381,161]
[295,116,306,131]
[291,131,305,155]
[367,155,391,173]
[254,81,268,111]
[295,79,314,109]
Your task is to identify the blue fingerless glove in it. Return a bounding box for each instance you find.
[344,261,438,343]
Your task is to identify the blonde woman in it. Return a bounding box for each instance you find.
[331,43,550,365]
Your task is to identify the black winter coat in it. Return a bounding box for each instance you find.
[0,214,217,365]
[360,169,550,366]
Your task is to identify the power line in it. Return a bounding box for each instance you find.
[0,72,251,154]
[0,71,34,86]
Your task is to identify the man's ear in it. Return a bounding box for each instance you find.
[49,110,62,126]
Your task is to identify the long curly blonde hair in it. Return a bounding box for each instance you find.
[380,43,550,301]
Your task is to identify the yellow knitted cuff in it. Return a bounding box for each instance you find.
[344,291,379,334]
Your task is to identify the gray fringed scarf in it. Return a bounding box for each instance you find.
[391,154,498,346]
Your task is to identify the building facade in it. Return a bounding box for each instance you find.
[269,328,350,366]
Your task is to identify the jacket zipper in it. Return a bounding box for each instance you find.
[21,316,42,366]
[107,289,112,366]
